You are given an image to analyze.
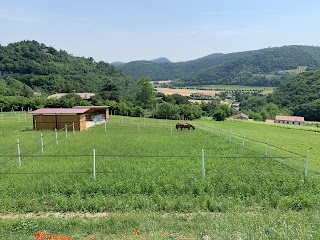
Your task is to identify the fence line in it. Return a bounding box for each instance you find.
[0,122,78,167]
[196,122,304,158]
[0,119,313,178]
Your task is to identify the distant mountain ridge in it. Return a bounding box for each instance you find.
[111,57,171,66]
[117,46,320,86]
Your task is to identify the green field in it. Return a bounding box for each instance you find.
[1,112,320,239]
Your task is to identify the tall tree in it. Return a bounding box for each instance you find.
[135,77,155,108]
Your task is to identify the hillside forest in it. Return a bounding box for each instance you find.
[1,40,320,121]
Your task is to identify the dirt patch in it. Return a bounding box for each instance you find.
[0,212,110,219]
[86,121,105,129]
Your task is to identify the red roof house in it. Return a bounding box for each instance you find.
[275,115,305,126]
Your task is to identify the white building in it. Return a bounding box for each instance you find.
[275,115,305,126]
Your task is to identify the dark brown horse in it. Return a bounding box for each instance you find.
[176,123,195,130]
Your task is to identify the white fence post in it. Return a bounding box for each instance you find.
[55,128,58,145]
[265,138,269,156]
[202,149,205,178]
[242,133,245,148]
[72,122,75,134]
[17,139,21,167]
[93,149,96,180]
[40,133,44,153]
[65,124,68,138]
[304,150,309,177]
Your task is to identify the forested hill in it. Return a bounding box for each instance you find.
[0,40,123,96]
[118,45,320,87]
[269,69,320,121]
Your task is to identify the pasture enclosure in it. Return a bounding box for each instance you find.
[1,112,320,238]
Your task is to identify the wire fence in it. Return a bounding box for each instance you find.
[0,117,315,179]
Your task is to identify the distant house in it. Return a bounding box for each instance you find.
[190,92,214,100]
[230,113,249,120]
[231,102,240,110]
[275,115,305,126]
[48,93,95,100]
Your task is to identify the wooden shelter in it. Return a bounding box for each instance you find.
[30,108,90,131]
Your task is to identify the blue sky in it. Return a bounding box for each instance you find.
[1,0,320,63]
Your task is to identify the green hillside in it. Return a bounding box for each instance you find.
[0,40,123,95]
[240,69,320,121]
[270,69,320,121]
[118,45,320,86]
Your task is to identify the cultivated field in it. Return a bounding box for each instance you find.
[155,87,220,97]
[1,112,320,239]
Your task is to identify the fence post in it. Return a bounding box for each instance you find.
[55,128,58,145]
[93,149,96,180]
[265,138,269,156]
[304,150,309,177]
[17,139,21,167]
[65,124,68,138]
[40,133,44,153]
[202,149,205,178]
[242,133,245,148]
[72,122,75,134]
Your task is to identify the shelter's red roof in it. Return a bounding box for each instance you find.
[30,108,90,115]
[73,106,110,109]
[275,115,304,122]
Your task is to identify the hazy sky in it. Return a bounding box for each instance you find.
[1,0,320,63]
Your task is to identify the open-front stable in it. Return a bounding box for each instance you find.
[30,106,110,131]
[73,106,110,122]
[30,108,89,131]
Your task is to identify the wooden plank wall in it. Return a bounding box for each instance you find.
[34,115,56,130]
[33,114,86,131]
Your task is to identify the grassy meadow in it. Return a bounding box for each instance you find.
[0,112,320,239]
